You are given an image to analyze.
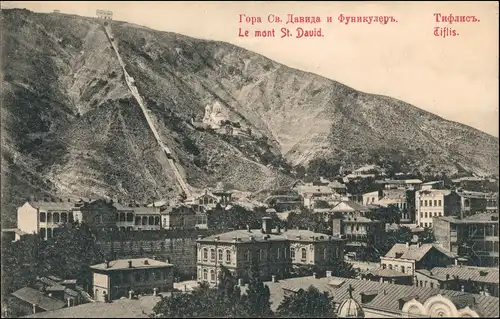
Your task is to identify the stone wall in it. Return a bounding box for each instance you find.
[96,229,222,279]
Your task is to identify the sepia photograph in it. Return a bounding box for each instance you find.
[0,1,498,318]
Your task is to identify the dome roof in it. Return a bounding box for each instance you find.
[337,298,365,318]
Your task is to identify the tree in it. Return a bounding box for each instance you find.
[366,204,401,225]
[276,285,335,318]
[241,263,273,317]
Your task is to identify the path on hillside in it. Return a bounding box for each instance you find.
[103,23,192,198]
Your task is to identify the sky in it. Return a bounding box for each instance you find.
[2,1,498,137]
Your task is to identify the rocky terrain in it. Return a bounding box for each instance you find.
[1,9,498,225]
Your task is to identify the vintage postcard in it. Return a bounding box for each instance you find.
[1,1,498,318]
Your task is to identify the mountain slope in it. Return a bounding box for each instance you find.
[1,9,498,225]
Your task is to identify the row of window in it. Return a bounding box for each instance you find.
[420,211,443,218]
[420,222,432,228]
[113,269,169,285]
[381,263,412,274]
[201,246,339,263]
[39,212,70,223]
[420,199,442,207]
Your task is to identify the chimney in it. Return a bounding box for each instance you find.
[262,217,272,234]
[326,271,332,277]
[238,278,243,286]
[283,226,287,232]
[166,257,171,263]
[128,260,133,268]
[406,242,410,248]
[461,285,465,292]
[153,288,157,296]
[67,298,71,307]
[144,259,149,265]
[105,260,110,269]
[68,198,71,202]
[312,272,317,279]
[32,303,37,314]
[272,275,276,283]
[129,290,133,299]
[153,255,158,260]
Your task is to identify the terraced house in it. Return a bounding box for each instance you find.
[196,217,346,284]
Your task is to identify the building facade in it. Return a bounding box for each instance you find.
[433,213,499,267]
[196,218,346,284]
[96,9,113,20]
[380,243,456,279]
[90,258,174,302]
[415,189,461,228]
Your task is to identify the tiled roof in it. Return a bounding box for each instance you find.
[199,229,342,244]
[28,201,76,211]
[419,266,499,284]
[91,258,173,271]
[11,287,66,311]
[296,185,334,194]
[24,295,162,318]
[249,276,499,316]
[1,228,28,236]
[384,243,455,261]
[438,213,499,224]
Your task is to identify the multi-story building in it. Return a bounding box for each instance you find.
[332,211,386,255]
[415,189,461,228]
[457,191,499,217]
[451,177,489,192]
[378,189,416,223]
[380,242,456,280]
[160,204,197,229]
[17,199,117,240]
[90,258,174,302]
[433,213,499,267]
[415,266,499,297]
[196,218,346,284]
[375,179,423,191]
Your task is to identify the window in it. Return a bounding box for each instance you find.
[419,280,423,287]
[389,264,393,270]
[382,264,387,269]
[148,216,154,225]
[47,213,53,223]
[210,249,216,261]
[53,213,60,223]
[40,212,46,222]
[434,200,437,206]
[210,269,216,282]
[425,212,428,218]
[420,200,423,207]
[163,218,167,226]
[430,282,434,288]
[203,248,208,260]
[218,249,223,262]
[394,265,399,272]
[401,266,405,273]
[136,217,141,225]
[258,249,264,261]
[40,228,46,239]
[243,249,250,261]
[61,213,68,223]
[225,250,231,263]
[301,248,307,260]
[420,212,424,218]
[203,269,208,281]
[429,200,433,207]
[277,248,281,260]
[424,223,428,228]
[424,200,428,206]
[155,217,160,225]
[438,200,442,206]
[290,247,295,259]
[324,248,328,260]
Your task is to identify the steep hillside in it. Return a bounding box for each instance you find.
[1,9,498,225]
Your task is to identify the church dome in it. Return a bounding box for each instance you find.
[337,285,364,318]
[337,298,364,318]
